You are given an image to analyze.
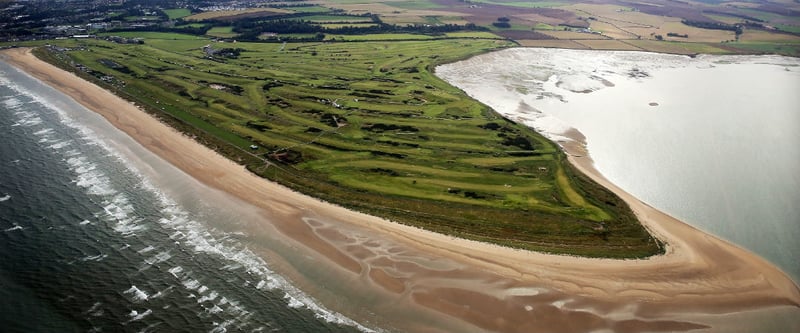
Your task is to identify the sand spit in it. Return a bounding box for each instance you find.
[3,47,798,332]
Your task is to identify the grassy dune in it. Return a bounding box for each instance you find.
[36,34,662,258]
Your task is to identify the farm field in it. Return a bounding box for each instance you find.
[184,8,291,21]
[303,0,800,55]
[37,33,662,258]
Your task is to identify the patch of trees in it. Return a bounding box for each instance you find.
[108,24,212,36]
[362,123,419,132]
[502,135,534,150]
[368,168,400,176]
[742,21,765,29]
[226,10,486,41]
[245,121,271,132]
[493,17,511,28]
[682,20,743,35]
[370,150,406,159]
[214,48,244,59]
[479,122,502,130]
[666,32,688,38]
[320,113,346,127]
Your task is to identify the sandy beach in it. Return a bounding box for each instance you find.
[3,47,799,332]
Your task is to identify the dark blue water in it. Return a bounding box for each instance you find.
[0,61,369,332]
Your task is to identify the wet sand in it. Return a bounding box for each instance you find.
[3,47,799,332]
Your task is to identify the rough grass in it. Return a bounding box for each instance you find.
[38,34,662,258]
[163,8,192,20]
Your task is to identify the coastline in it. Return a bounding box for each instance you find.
[3,47,799,332]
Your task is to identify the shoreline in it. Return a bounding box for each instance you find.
[3,47,799,332]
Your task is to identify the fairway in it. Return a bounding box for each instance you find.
[38,33,661,258]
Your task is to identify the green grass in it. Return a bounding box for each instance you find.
[534,23,557,30]
[728,41,800,56]
[37,34,662,258]
[207,26,239,38]
[163,8,192,20]
[324,33,436,41]
[775,24,800,34]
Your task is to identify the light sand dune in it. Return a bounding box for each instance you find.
[3,47,798,332]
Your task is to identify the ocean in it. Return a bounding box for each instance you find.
[436,48,800,284]
[0,59,369,332]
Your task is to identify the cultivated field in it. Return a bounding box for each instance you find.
[184,8,291,21]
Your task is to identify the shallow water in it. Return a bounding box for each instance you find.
[437,48,800,284]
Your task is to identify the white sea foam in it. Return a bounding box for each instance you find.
[139,250,173,271]
[1,97,23,109]
[182,279,201,290]
[149,286,172,300]
[68,157,117,197]
[48,141,71,150]
[13,116,42,127]
[197,291,219,304]
[285,294,304,309]
[4,224,23,232]
[81,253,108,262]
[167,266,183,278]
[126,309,153,323]
[1,65,378,333]
[85,302,102,313]
[210,319,235,333]
[33,128,54,136]
[137,245,156,254]
[124,285,150,302]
